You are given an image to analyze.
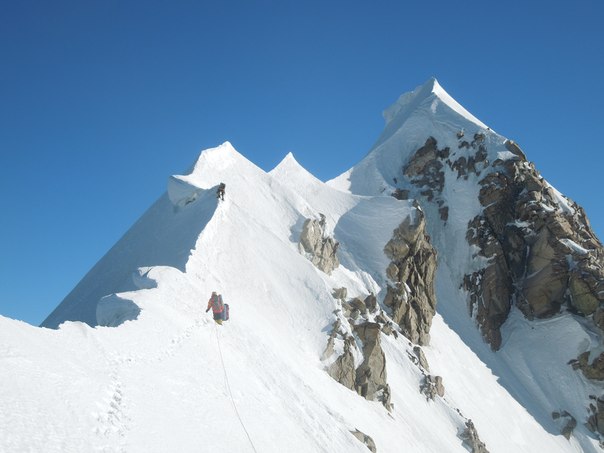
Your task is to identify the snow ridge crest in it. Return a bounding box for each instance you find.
[383,77,487,129]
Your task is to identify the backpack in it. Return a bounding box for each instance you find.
[222,303,230,321]
[212,294,224,312]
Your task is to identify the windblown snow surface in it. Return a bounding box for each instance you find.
[1,79,599,452]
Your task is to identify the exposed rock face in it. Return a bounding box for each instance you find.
[383,211,437,345]
[464,150,604,349]
[354,322,391,409]
[402,133,604,431]
[350,429,377,453]
[323,290,396,410]
[327,335,356,391]
[403,137,448,199]
[403,135,604,351]
[299,214,340,274]
[403,135,490,229]
[460,420,489,453]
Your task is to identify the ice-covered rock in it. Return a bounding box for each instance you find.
[460,420,489,453]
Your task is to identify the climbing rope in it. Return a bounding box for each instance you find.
[214,323,259,453]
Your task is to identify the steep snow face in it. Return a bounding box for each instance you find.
[328,77,505,309]
[329,78,497,196]
[329,78,604,452]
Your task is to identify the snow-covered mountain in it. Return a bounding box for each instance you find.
[2,78,603,453]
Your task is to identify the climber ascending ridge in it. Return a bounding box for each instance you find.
[216,182,226,201]
[206,291,229,324]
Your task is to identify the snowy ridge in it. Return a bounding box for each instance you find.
[2,81,599,452]
[41,188,220,329]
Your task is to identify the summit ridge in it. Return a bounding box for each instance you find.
[4,79,604,453]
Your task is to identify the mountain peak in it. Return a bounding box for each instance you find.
[276,151,299,168]
[383,78,487,130]
[270,151,320,184]
[422,76,440,93]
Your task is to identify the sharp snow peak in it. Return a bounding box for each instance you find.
[383,77,488,130]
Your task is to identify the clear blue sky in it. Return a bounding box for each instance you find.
[1,0,603,326]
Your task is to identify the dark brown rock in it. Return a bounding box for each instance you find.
[384,211,437,345]
[463,148,604,349]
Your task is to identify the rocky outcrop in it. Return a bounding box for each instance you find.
[354,322,392,410]
[586,396,604,438]
[299,214,340,274]
[459,420,489,453]
[420,374,445,400]
[323,291,395,410]
[383,211,437,345]
[457,137,604,349]
[402,135,490,229]
[350,429,377,452]
[327,335,356,391]
[552,410,577,440]
[403,137,448,200]
[413,346,430,372]
[402,132,604,434]
[403,135,603,299]
[453,133,604,443]
[570,352,604,381]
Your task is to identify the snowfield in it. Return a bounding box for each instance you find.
[1,79,600,452]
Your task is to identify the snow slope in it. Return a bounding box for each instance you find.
[1,81,598,452]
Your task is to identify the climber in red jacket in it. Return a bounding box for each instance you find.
[206,291,225,325]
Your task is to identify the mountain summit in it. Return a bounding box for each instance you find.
[383,77,487,130]
[2,80,603,452]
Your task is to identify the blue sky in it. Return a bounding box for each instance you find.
[1,0,603,325]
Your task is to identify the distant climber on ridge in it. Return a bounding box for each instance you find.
[217,182,226,201]
[206,291,229,324]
